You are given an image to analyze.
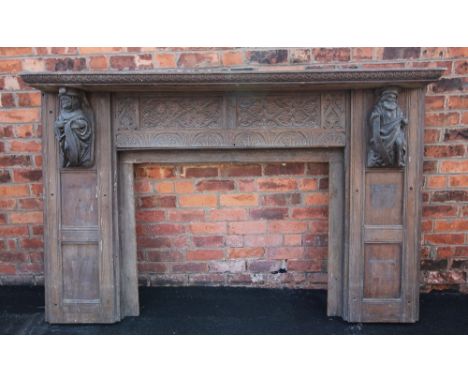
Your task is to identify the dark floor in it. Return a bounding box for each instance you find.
[1,286,468,334]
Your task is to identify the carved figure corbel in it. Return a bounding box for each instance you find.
[54,87,94,168]
[367,87,407,168]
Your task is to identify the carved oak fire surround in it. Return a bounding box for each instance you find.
[22,69,443,324]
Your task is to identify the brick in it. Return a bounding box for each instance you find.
[220,164,261,177]
[179,194,217,207]
[432,78,463,93]
[146,250,183,262]
[186,249,224,261]
[168,209,205,222]
[440,160,468,173]
[136,223,185,236]
[0,225,29,236]
[248,260,282,273]
[138,195,176,208]
[136,54,153,69]
[246,49,288,64]
[382,47,420,59]
[425,234,465,245]
[244,234,282,247]
[46,57,86,71]
[155,181,174,193]
[424,270,466,285]
[268,220,308,233]
[264,163,305,176]
[422,205,457,218]
[313,48,350,62]
[189,274,226,285]
[261,193,301,206]
[434,220,468,232]
[135,210,165,222]
[352,48,373,60]
[79,47,124,54]
[18,198,43,209]
[134,180,151,193]
[12,169,42,182]
[226,235,243,247]
[304,192,329,205]
[0,252,28,263]
[448,96,468,109]
[193,236,224,247]
[0,170,11,183]
[0,126,14,138]
[455,247,468,257]
[0,263,16,275]
[250,207,288,220]
[421,48,445,59]
[284,234,302,246]
[446,47,468,58]
[229,221,266,235]
[267,247,304,259]
[222,51,244,66]
[454,60,467,75]
[138,236,187,249]
[291,207,328,219]
[183,166,218,178]
[21,58,45,72]
[288,259,322,272]
[0,200,16,209]
[426,175,446,189]
[135,165,175,179]
[309,221,329,233]
[0,60,22,72]
[196,179,234,191]
[258,178,297,192]
[1,93,15,107]
[299,179,318,191]
[89,56,108,70]
[17,92,41,107]
[190,222,226,234]
[303,234,328,247]
[425,145,464,158]
[138,263,167,273]
[0,109,40,123]
[9,140,41,152]
[238,179,256,192]
[174,181,194,193]
[229,247,265,259]
[220,193,258,207]
[209,260,245,273]
[9,211,43,224]
[449,175,468,187]
[306,163,329,175]
[425,96,445,111]
[177,52,219,68]
[425,112,459,127]
[423,161,437,173]
[208,208,247,221]
[289,49,311,63]
[110,55,136,70]
[0,47,33,56]
[20,238,43,249]
[0,184,30,197]
[432,191,468,202]
[155,53,177,68]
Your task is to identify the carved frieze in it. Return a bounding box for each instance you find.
[55,87,94,168]
[114,92,347,150]
[237,94,320,128]
[141,96,223,129]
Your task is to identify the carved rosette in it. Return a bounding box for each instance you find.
[55,87,94,168]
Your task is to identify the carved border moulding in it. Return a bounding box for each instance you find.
[321,92,346,129]
[115,96,138,130]
[115,128,346,149]
[22,69,445,91]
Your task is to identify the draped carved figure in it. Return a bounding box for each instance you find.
[367,88,407,168]
[54,87,94,168]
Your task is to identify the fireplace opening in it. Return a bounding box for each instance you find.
[133,161,330,289]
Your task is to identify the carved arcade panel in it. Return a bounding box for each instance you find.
[113,92,347,149]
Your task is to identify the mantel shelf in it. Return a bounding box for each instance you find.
[21,68,444,92]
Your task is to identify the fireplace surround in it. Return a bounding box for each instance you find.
[22,69,443,324]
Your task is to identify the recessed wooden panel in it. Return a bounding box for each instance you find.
[61,172,98,227]
[364,243,401,299]
[365,171,404,226]
[62,244,100,302]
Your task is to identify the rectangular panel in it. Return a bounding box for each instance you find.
[62,244,100,302]
[365,171,404,226]
[364,227,403,242]
[61,172,98,227]
[364,243,401,299]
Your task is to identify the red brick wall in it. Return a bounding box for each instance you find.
[134,162,329,288]
[0,47,467,292]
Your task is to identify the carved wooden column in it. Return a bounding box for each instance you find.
[23,69,442,324]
